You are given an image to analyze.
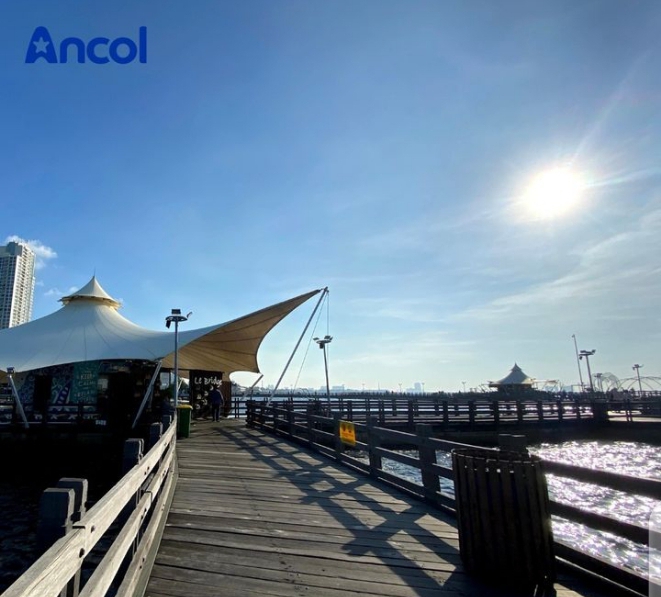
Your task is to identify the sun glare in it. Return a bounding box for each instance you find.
[521,167,584,220]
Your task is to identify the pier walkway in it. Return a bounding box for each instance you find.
[145,420,604,597]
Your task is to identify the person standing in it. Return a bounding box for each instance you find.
[209,385,224,422]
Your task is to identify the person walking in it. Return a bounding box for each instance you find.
[209,385,224,422]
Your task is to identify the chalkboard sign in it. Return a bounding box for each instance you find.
[189,369,223,411]
[71,361,100,404]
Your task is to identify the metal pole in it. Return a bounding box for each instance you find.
[174,319,179,410]
[584,354,594,393]
[322,344,330,407]
[268,287,328,404]
[7,372,29,429]
[633,364,643,395]
[572,334,585,391]
[131,360,163,429]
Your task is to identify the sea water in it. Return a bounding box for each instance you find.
[375,440,660,578]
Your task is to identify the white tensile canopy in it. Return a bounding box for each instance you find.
[489,363,535,388]
[0,277,320,377]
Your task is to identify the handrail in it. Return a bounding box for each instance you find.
[3,421,177,597]
[246,400,659,596]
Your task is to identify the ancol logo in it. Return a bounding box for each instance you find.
[25,26,147,64]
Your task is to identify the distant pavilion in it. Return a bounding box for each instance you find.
[488,363,535,393]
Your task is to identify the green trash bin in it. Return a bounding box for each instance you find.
[176,404,193,438]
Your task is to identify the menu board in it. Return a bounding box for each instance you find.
[70,361,100,404]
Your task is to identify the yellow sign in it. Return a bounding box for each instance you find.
[339,421,356,446]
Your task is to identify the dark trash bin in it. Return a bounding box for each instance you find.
[176,404,193,438]
[452,447,555,593]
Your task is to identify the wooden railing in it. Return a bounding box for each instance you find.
[241,396,608,429]
[246,400,661,596]
[2,417,177,597]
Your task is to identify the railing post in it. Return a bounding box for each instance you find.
[306,403,315,448]
[36,487,75,597]
[161,414,173,431]
[366,416,382,478]
[516,400,524,424]
[391,397,397,416]
[287,402,294,438]
[556,399,564,422]
[468,401,476,426]
[273,405,280,434]
[498,433,528,454]
[246,400,255,427]
[347,400,353,422]
[149,421,163,450]
[333,413,343,462]
[378,400,385,426]
[407,399,415,431]
[537,400,544,422]
[442,400,449,426]
[574,399,581,421]
[492,400,499,427]
[417,424,440,505]
[121,438,144,568]
[54,479,88,597]
[123,438,144,474]
[37,488,74,555]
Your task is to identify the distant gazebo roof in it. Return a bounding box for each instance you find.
[489,363,535,388]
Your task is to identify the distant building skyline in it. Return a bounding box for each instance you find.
[0,241,36,329]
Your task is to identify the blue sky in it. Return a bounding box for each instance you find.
[2,1,660,392]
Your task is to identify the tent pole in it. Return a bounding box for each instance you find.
[131,360,163,429]
[268,288,328,404]
[7,371,29,429]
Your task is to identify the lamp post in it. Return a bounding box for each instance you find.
[579,350,596,392]
[572,334,585,391]
[462,381,466,393]
[632,364,644,395]
[313,335,332,407]
[166,309,191,410]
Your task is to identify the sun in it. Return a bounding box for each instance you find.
[521,167,585,220]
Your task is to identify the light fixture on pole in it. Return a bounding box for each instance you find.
[166,309,192,410]
[578,349,596,392]
[313,335,332,407]
[632,364,644,395]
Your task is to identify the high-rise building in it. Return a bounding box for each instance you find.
[0,241,36,328]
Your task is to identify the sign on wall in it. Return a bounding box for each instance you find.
[71,361,100,404]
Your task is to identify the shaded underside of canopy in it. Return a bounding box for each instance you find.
[0,277,320,377]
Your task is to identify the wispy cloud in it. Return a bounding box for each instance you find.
[452,208,661,326]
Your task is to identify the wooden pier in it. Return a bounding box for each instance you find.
[145,419,605,597]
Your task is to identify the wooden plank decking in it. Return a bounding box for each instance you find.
[145,419,606,597]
